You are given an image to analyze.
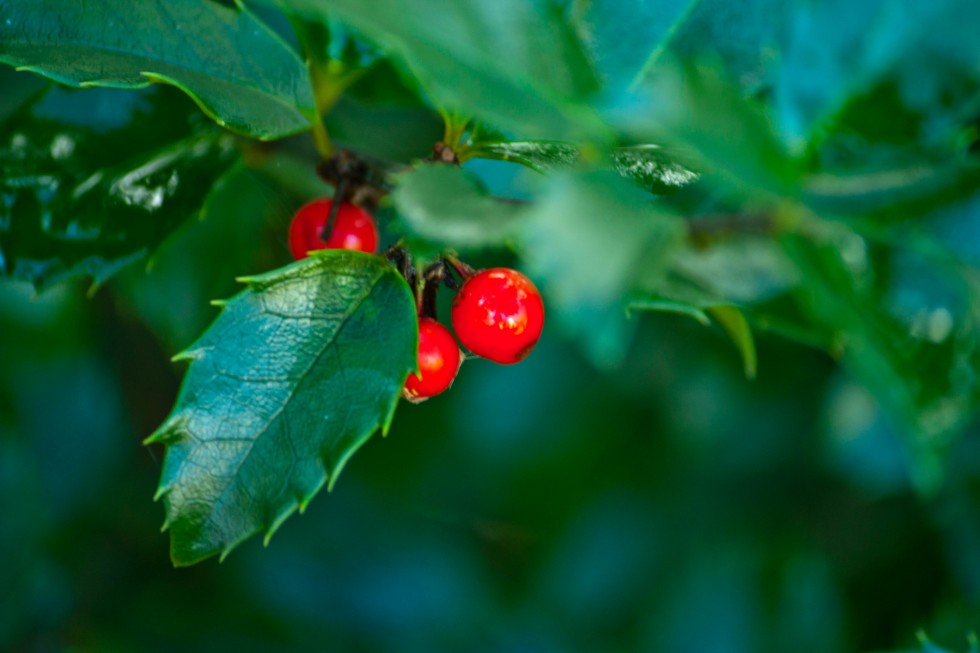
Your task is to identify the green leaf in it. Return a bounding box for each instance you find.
[626,63,803,199]
[276,0,607,140]
[706,305,757,379]
[520,171,686,367]
[671,236,801,304]
[627,296,710,325]
[774,0,972,145]
[575,0,696,94]
[783,231,980,492]
[146,251,417,566]
[805,158,980,222]
[665,0,786,91]
[472,142,700,195]
[629,287,758,379]
[0,85,238,290]
[391,165,522,251]
[0,0,315,139]
[111,165,287,352]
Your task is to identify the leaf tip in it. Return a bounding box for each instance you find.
[263,502,300,546]
[145,419,187,446]
[171,349,203,364]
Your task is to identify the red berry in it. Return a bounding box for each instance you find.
[451,267,544,365]
[403,318,463,402]
[288,198,379,260]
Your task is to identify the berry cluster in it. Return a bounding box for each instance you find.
[287,198,544,403]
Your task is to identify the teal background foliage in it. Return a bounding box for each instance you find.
[2,0,980,650]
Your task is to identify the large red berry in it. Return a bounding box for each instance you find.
[451,267,544,365]
[403,318,463,402]
[288,198,379,260]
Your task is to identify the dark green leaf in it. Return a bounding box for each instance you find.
[774,0,976,145]
[520,171,686,367]
[146,251,417,566]
[0,86,238,290]
[629,284,758,379]
[627,296,710,325]
[574,0,696,94]
[805,158,980,222]
[706,305,757,379]
[0,0,315,139]
[626,64,803,199]
[391,165,522,251]
[276,0,607,140]
[665,0,787,91]
[472,142,700,195]
[325,95,442,164]
[784,231,980,492]
[111,165,288,352]
[671,236,800,304]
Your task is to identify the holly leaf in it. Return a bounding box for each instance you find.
[574,0,696,95]
[627,63,803,199]
[276,0,606,140]
[146,252,417,566]
[521,171,686,367]
[471,142,700,195]
[0,84,238,290]
[0,0,315,139]
[629,285,758,379]
[391,165,522,251]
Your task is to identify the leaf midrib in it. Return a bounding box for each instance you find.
[193,266,385,542]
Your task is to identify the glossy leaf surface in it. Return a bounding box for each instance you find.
[277,0,605,140]
[0,0,315,139]
[0,83,237,289]
[147,251,417,565]
[472,142,700,195]
[391,165,521,250]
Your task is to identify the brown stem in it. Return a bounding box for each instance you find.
[444,254,476,281]
[685,213,776,246]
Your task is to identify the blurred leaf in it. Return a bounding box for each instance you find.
[0,0,315,139]
[147,251,417,566]
[0,86,237,290]
[628,296,710,325]
[111,165,286,352]
[774,0,976,146]
[325,95,442,164]
[663,0,787,91]
[391,165,521,251]
[629,287,757,379]
[275,0,607,140]
[784,232,980,492]
[472,142,699,195]
[627,63,803,199]
[707,305,757,379]
[520,171,685,367]
[574,0,696,94]
[672,235,801,304]
[805,158,980,222]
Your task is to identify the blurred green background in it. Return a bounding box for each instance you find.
[2,159,979,652]
[3,0,980,651]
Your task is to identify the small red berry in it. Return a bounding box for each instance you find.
[288,198,379,260]
[451,267,544,365]
[403,318,463,402]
